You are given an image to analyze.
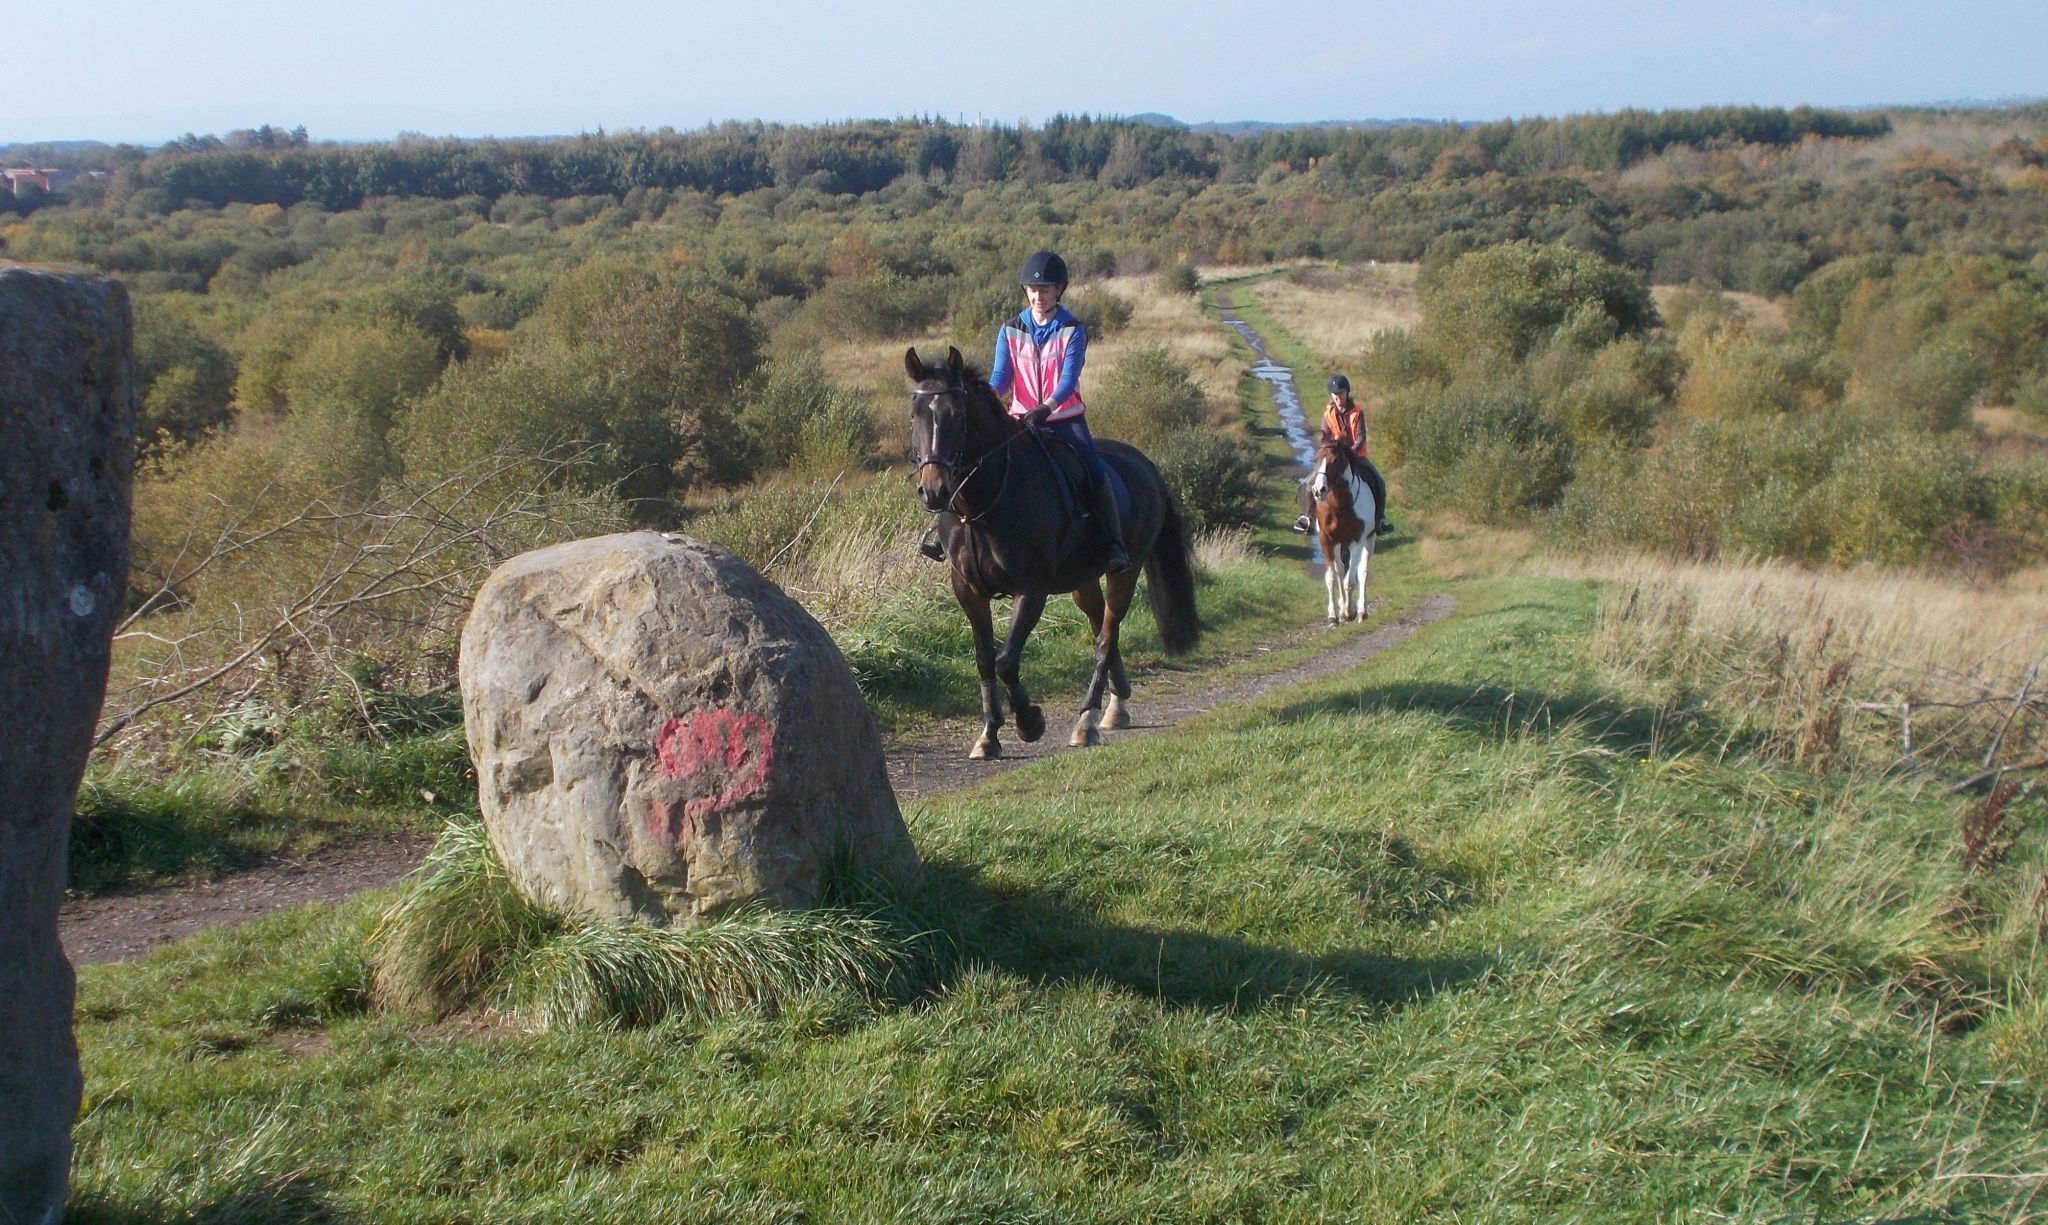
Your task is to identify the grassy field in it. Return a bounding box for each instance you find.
[67,572,2048,1222]
[65,268,2048,1221]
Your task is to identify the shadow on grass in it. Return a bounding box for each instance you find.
[1265,675,1710,765]
[858,858,1491,1018]
[67,1175,349,1224]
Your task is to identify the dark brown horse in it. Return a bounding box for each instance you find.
[1309,430,1377,625]
[905,346,1200,759]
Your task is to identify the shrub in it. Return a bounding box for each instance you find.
[1807,430,1993,565]
[1418,240,1658,366]
[1086,343,1209,449]
[1160,258,1201,296]
[1850,338,1985,432]
[2015,373,2048,422]
[739,347,880,479]
[1378,380,1570,522]
[1064,287,1134,338]
[1150,427,1265,531]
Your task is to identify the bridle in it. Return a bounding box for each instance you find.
[911,383,1026,522]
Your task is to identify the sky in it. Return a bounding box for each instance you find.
[11,0,2046,144]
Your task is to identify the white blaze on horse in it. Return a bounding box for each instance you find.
[1309,430,1377,625]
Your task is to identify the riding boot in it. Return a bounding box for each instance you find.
[918,525,945,562]
[1358,459,1393,535]
[1091,477,1132,574]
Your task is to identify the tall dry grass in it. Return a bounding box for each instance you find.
[1246,264,1422,366]
[1536,551,2048,776]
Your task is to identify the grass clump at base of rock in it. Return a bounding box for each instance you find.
[366,817,916,1031]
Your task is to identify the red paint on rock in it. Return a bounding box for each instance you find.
[647,709,776,843]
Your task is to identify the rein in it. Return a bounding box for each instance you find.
[913,387,1031,523]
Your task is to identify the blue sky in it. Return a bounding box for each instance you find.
[12,0,2045,143]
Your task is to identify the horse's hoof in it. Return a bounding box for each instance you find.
[1326,616,1339,627]
[1070,709,1102,748]
[1104,695,1132,730]
[969,738,1001,760]
[1016,704,1046,743]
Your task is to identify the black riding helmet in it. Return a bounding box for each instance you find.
[1019,250,1069,287]
[1328,374,1351,396]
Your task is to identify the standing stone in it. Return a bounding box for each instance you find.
[0,264,135,1225]
[461,532,918,925]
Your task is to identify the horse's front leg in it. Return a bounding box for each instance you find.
[1353,543,1371,621]
[1324,540,1342,626]
[997,586,1048,743]
[956,582,1005,759]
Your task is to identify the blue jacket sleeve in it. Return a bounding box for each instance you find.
[988,329,1013,396]
[1050,321,1086,404]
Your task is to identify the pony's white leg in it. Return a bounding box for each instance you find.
[969,731,1001,759]
[1357,542,1372,619]
[1070,707,1102,747]
[1324,549,1340,624]
[1104,691,1131,729]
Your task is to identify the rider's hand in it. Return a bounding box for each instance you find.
[1025,405,1052,430]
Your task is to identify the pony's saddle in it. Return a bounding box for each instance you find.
[1036,431,1132,526]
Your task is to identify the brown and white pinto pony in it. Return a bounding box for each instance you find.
[1309,430,1377,625]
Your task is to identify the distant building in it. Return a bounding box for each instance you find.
[4,168,106,197]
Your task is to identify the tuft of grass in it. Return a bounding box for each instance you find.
[501,909,910,1032]
[366,818,557,1015]
[368,818,916,1031]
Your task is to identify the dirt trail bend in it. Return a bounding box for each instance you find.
[61,596,1452,966]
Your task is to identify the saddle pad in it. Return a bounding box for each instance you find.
[1044,436,1132,523]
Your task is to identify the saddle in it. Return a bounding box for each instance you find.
[1031,427,1132,525]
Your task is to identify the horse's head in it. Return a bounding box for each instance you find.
[1309,429,1352,504]
[904,345,997,512]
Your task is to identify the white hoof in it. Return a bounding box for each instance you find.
[969,737,1000,760]
[1070,709,1102,747]
[1104,694,1132,730]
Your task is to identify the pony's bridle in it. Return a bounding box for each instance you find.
[911,383,1022,520]
[910,386,967,482]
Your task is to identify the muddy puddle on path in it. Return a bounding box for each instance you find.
[1218,299,1325,563]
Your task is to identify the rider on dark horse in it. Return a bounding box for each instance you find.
[920,250,1132,574]
[1294,374,1394,537]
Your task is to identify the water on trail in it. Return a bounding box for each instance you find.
[1220,305,1323,562]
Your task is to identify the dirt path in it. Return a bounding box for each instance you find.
[60,596,1452,966]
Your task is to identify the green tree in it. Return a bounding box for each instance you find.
[1419,240,1658,366]
[134,306,237,452]
[281,320,442,486]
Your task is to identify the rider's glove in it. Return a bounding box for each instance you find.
[1024,405,1052,431]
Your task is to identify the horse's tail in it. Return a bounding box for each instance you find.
[1144,493,1202,657]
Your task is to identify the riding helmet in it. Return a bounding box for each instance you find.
[1327,374,1351,395]
[1019,250,1069,287]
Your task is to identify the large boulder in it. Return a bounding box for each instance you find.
[0,265,135,1225]
[460,532,917,924]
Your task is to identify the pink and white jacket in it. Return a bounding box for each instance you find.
[989,305,1088,423]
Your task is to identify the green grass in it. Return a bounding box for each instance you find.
[69,575,2048,1221]
[70,713,469,895]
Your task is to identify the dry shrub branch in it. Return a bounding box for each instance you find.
[101,442,629,757]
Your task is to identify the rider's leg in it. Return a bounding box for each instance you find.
[1059,418,1131,574]
[1358,457,1392,534]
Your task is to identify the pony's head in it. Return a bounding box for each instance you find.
[1309,429,1353,504]
[904,345,1005,511]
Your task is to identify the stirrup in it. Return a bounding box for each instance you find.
[1291,514,1311,534]
[917,530,945,562]
[1105,544,1132,575]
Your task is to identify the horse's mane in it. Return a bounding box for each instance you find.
[952,362,1012,420]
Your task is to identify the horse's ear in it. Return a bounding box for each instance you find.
[904,347,926,382]
[946,346,965,381]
